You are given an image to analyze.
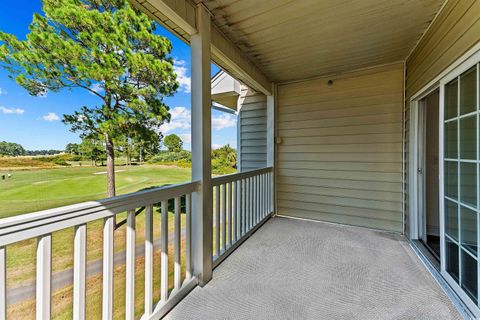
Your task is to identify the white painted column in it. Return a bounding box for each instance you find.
[191,4,213,286]
[267,90,275,213]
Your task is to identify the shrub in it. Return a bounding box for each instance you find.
[148,150,191,163]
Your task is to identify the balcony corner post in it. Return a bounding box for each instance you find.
[191,3,213,286]
[267,86,276,213]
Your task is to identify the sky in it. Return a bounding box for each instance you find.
[0,0,237,151]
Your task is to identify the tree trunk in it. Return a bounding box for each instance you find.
[105,133,116,197]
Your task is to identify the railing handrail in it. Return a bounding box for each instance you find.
[212,166,273,187]
[0,181,200,246]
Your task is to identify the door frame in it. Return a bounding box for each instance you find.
[409,85,439,242]
[409,45,480,317]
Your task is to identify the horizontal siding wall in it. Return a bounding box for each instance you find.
[405,0,480,237]
[239,89,267,171]
[277,64,404,232]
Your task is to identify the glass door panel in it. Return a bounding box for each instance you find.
[442,62,479,310]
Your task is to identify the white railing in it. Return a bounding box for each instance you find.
[0,181,199,320]
[0,167,275,319]
[212,167,274,266]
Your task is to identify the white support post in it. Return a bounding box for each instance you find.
[36,234,52,320]
[191,3,213,286]
[125,210,136,320]
[267,93,275,213]
[73,224,86,320]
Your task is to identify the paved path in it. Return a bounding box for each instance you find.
[7,230,186,305]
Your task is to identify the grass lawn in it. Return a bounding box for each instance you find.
[0,164,191,218]
[0,163,193,319]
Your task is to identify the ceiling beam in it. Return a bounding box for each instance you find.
[131,0,272,96]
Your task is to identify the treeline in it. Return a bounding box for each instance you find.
[0,141,63,157]
[1,134,238,174]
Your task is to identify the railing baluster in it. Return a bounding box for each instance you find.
[261,174,264,218]
[161,200,169,302]
[185,193,192,280]
[102,217,114,320]
[36,234,52,320]
[0,246,6,319]
[263,174,266,217]
[73,224,86,320]
[270,171,274,213]
[126,210,136,320]
[245,178,249,231]
[228,182,233,247]
[144,205,154,316]
[259,175,262,221]
[254,175,260,225]
[258,174,264,222]
[251,177,254,228]
[174,197,181,291]
[235,179,242,240]
[259,174,262,219]
[215,186,220,257]
[231,181,236,244]
[265,172,270,215]
[221,184,226,252]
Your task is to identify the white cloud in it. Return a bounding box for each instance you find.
[212,114,236,130]
[0,106,24,115]
[173,60,191,93]
[160,106,191,133]
[212,144,223,150]
[0,88,6,95]
[42,112,60,121]
[178,133,191,144]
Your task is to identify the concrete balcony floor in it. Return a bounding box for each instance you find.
[165,217,461,320]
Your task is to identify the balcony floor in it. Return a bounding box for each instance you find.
[165,217,461,319]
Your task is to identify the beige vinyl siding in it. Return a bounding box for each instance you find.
[239,89,267,171]
[277,63,404,232]
[404,0,480,237]
[406,0,480,98]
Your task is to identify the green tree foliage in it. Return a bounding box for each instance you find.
[65,143,80,155]
[163,134,183,152]
[212,145,237,167]
[25,149,63,156]
[0,141,26,156]
[0,0,178,197]
[79,138,105,166]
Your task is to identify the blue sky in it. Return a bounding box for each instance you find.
[0,0,237,151]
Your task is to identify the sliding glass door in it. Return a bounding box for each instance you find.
[441,58,479,313]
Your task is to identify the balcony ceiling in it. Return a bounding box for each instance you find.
[195,0,445,82]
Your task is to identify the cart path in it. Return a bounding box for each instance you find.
[7,230,186,305]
